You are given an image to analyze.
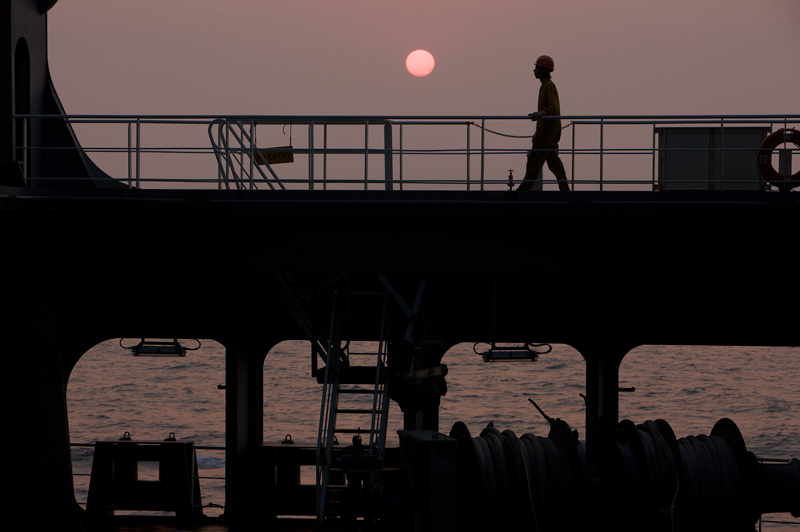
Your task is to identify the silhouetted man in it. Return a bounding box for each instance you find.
[518,55,570,192]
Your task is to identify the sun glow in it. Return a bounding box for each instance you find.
[405,50,435,77]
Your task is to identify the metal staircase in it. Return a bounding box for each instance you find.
[272,271,392,528]
[316,290,391,529]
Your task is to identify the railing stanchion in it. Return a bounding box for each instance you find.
[127,121,133,188]
[221,120,228,189]
[571,120,576,191]
[480,119,485,191]
[249,120,255,190]
[651,122,657,190]
[719,117,725,191]
[364,119,369,190]
[599,118,604,191]
[399,124,404,191]
[309,121,315,191]
[136,118,141,189]
[384,121,393,191]
[466,122,471,191]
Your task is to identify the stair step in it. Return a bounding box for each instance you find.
[338,387,376,394]
[336,408,374,414]
[334,428,373,434]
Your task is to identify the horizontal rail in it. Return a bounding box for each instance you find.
[12,113,799,193]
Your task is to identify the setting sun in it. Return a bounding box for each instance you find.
[405,49,435,77]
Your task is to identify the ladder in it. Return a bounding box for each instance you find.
[316,290,391,528]
[208,118,287,191]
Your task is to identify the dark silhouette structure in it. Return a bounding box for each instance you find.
[2,2,800,531]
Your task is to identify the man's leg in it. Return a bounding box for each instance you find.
[518,147,548,191]
[546,149,570,192]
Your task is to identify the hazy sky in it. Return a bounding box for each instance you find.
[47,0,800,118]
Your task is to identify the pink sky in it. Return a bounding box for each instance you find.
[46,0,800,118]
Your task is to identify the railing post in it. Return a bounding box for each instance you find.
[599,118,604,191]
[651,123,657,190]
[249,120,255,190]
[780,116,792,182]
[127,121,133,188]
[719,117,725,191]
[399,124,404,191]
[222,120,228,190]
[384,121,393,191]
[466,122,471,191]
[236,121,245,189]
[136,118,141,189]
[480,119,485,191]
[224,120,230,189]
[571,120,576,190]
[323,124,328,190]
[364,119,369,190]
[309,121,315,191]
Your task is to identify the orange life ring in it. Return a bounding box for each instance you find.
[756,128,800,189]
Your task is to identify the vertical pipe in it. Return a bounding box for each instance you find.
[384,122,393,191]
[309,121,315,191]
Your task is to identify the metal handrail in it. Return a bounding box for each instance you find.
[12,113,800,192]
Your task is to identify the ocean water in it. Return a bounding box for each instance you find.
[67,340,800,529]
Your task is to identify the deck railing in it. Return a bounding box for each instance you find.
[13,114,800,192]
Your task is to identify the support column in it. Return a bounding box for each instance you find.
[0,286,77,532]
[223,336,274,530]
[575,342,635,464]
[389,342,449,433]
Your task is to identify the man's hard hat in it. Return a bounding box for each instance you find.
[535,55,555,71]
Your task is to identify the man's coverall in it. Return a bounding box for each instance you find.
[519,77,569,192]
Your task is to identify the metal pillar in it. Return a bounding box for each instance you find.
[0,285,77,531]
[224,337,273,530]
[390,342,450,433]
[575,342,635,463]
